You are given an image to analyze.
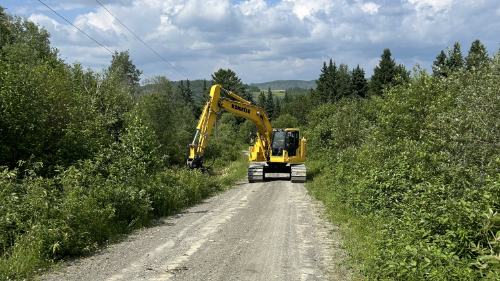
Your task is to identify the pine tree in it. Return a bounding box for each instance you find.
[369,48,409,96]
[185,79,194,104]
[202,79,210,100]
[466,39,489,70]
[351,65,368,98]
[327,59,338,103]
[447,42,464,72]
[432,50,448,77]
[211,68,245,99]
[274,96,281,118]
[334,63,352,101]
[243,90,254,104]
[283,89,291,104]
[178,80,185,101]
[315,62,329,105]
[265,86,275,119]
[258,91,266,109]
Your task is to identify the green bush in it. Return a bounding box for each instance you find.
[306,55,500,279]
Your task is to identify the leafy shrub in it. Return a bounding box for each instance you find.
[306,54,500,280]
[271,114,299,129]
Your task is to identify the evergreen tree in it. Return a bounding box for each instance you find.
[335,63,352,101]
[432,50,448,77]
[185,79,194,104]
[447,42,464,72]
[258,91,266,109]
[202,79,210,100]
[265,86,275,119]
[369,48,409,96]
[351,65,368,98]
[315,62,329,105]
[178,80,185,101]
[211,68,245,98]
[283,89,291,104]
[243,90,254,103]
[274,96,281,118]
[466,39,489,70]
[327,59,338,103]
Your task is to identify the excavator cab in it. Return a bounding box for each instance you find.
[271,129,299,157]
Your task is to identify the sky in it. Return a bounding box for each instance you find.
[2,0,500,83]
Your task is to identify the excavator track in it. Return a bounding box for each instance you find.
[290,164,307,183]
[248,163,264,182]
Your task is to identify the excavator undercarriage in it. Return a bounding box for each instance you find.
[248,163,307,183]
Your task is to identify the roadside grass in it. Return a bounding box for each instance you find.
[0,152,248,281]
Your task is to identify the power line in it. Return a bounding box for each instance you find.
[37,0,152,80]
[95,0,190,80]
[38,0,113,55]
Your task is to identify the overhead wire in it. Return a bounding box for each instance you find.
[37,0,153,80]
[37,0,113,55]
[95,0,190,80]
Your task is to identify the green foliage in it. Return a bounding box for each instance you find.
[211,68,245,98]
[184,79,194,104]
[306,54,500,280]
[447,42,464,72]
[284,86,308,94]
[315,59,368,105]
[0,8,248,280]
[369,48,410,96]
[433,50,448,77]
[202,113,242,169]
[466,40,489,71]
[315,60,334,104]
[137,76,196,166]
[351,65,368,98]
[265,86,275,118]
[238,119,258,144]
[280,92,312,127]
[271,114,298,129]
[257,91,266,108]
[108,50,142,98]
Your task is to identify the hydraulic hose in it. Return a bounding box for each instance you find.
[204,135,216,169]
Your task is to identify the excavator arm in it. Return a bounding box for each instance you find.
[187,85,273,168]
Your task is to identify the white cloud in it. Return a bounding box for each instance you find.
[407,0,455,11]
[20,0,500,82]
[237,0,267,15]
[360,2,380,15]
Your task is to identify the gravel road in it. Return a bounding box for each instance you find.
[40,175,350,281]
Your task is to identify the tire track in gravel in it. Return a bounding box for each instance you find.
[40,176,351,281]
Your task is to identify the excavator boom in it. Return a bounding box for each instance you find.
[187,85,306,182]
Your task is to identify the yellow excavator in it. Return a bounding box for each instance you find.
[187,85,306,183]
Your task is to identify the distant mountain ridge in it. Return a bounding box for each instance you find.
[250,80,316,91]
[141,79,316,102]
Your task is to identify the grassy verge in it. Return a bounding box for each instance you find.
[0,152,248,281]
